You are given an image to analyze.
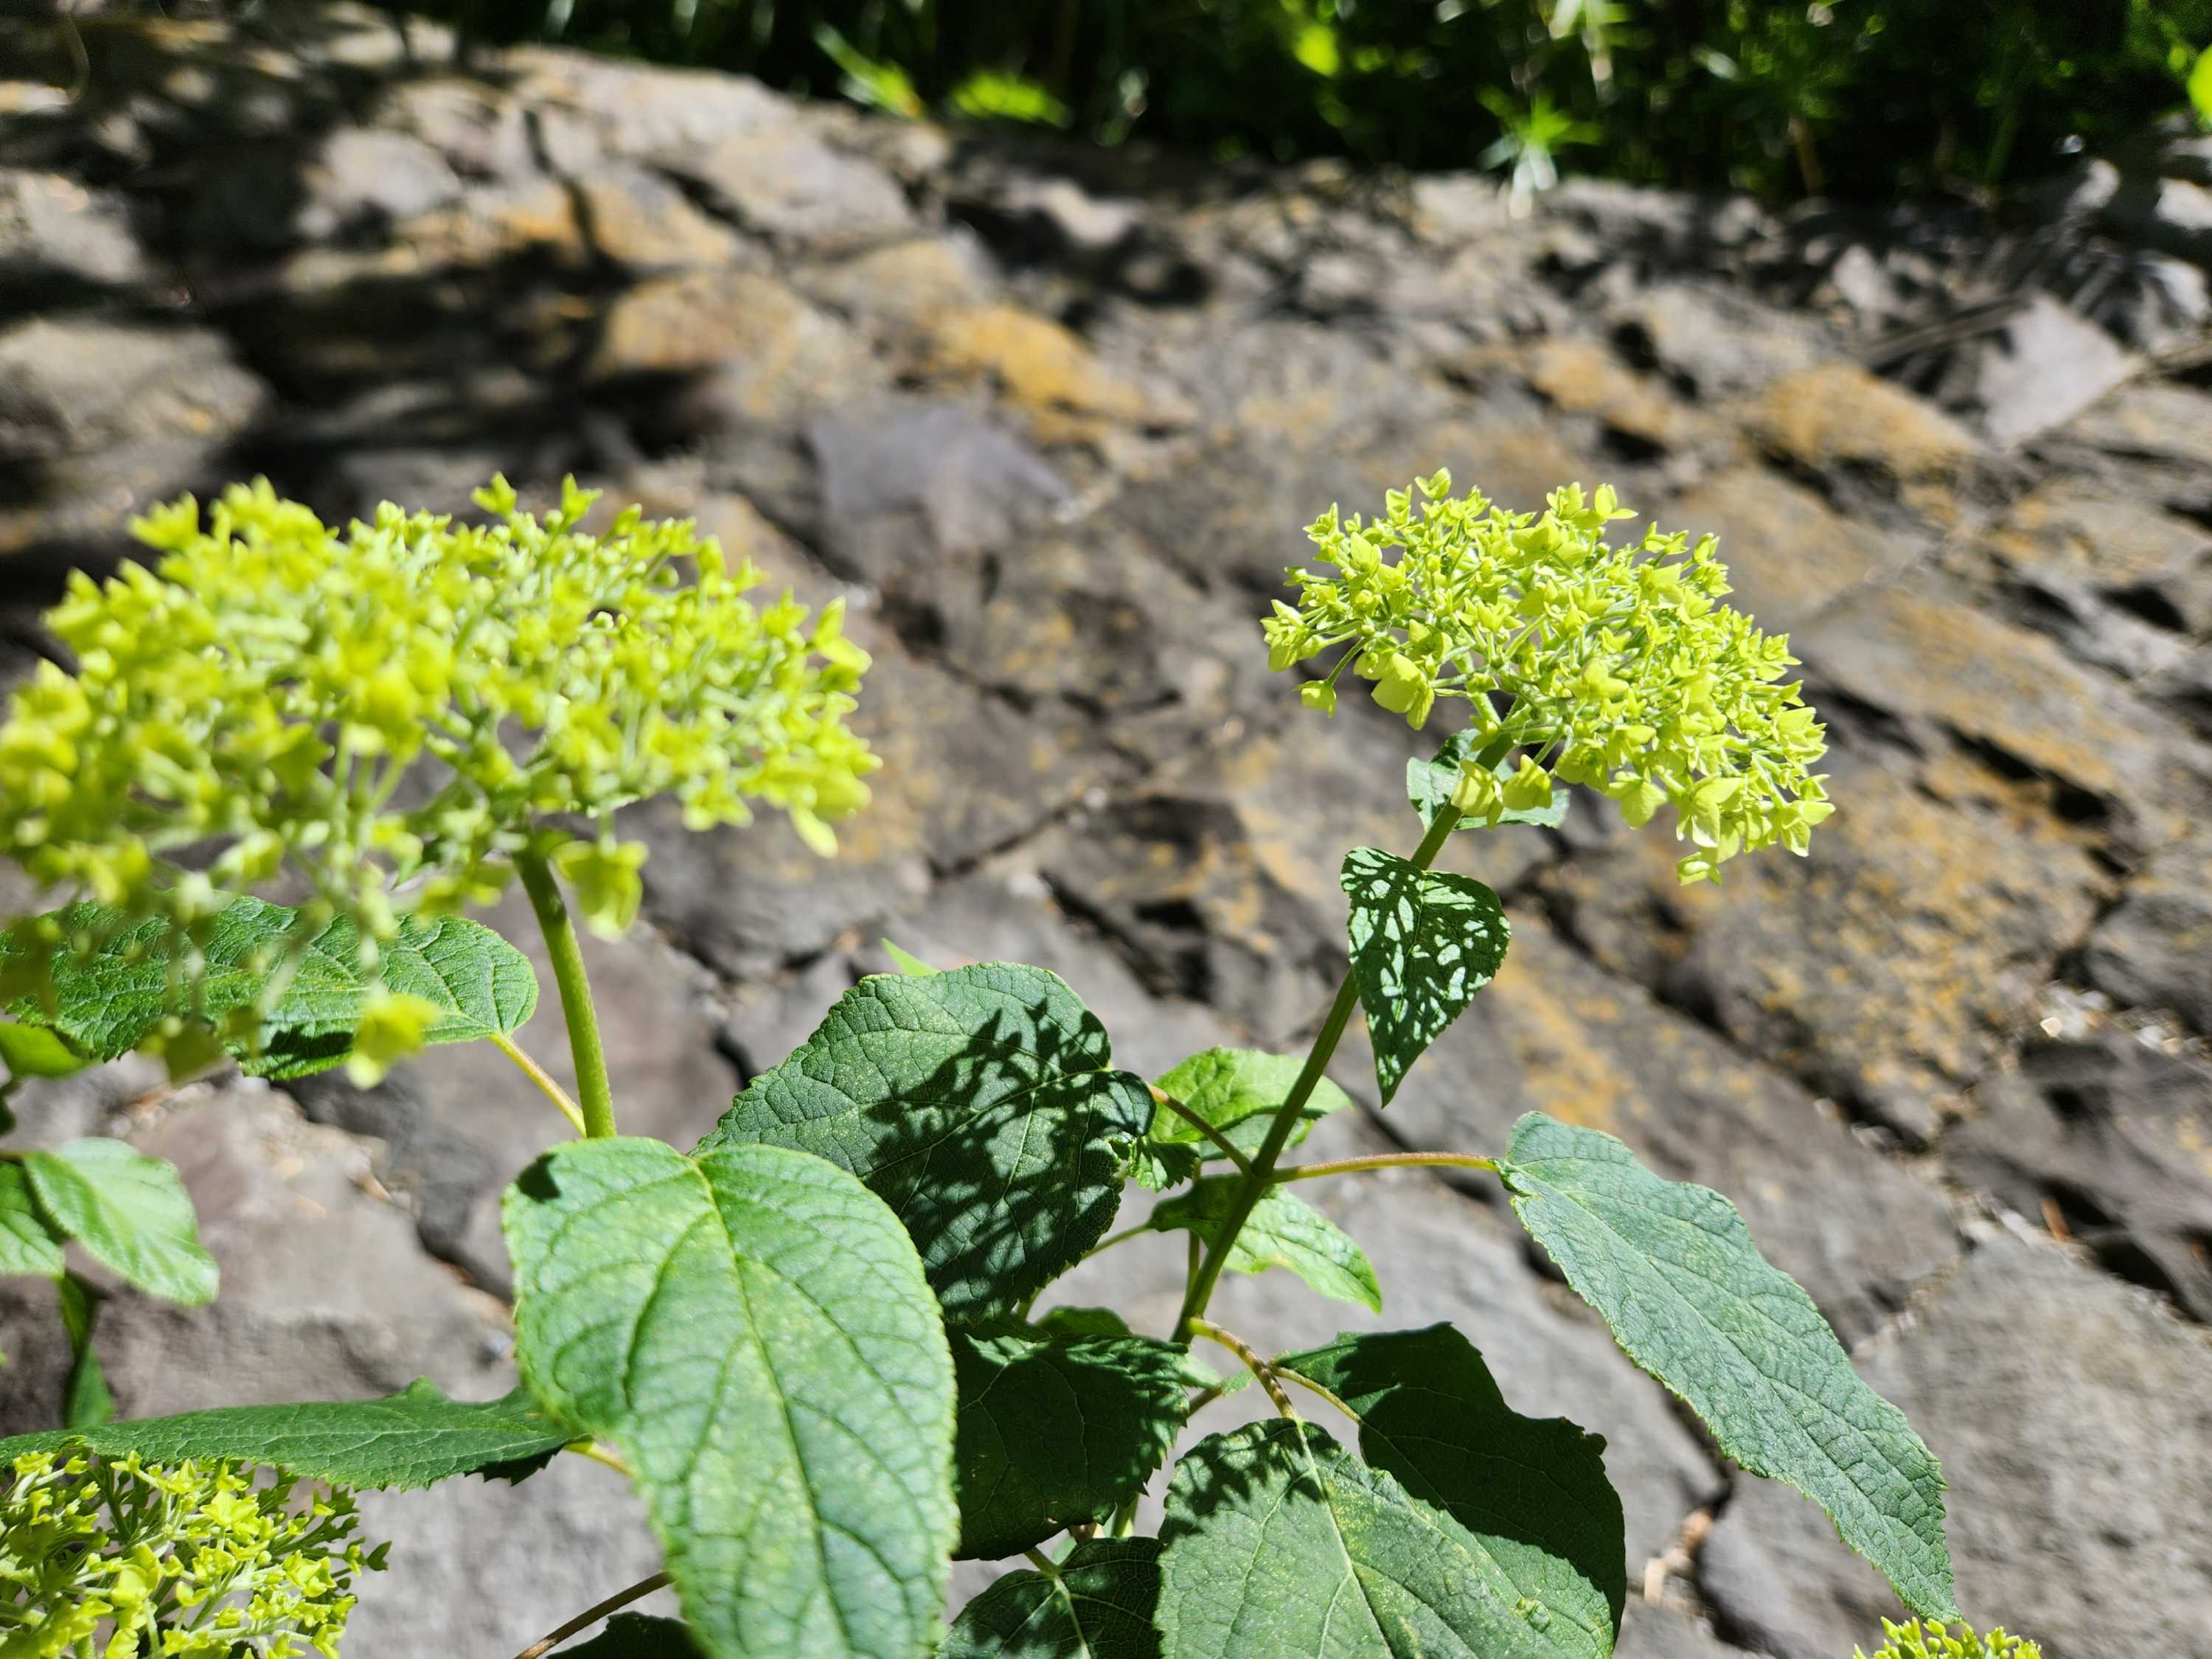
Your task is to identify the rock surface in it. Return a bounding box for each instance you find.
[0,3,2208,1649]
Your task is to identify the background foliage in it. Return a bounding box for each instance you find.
[400,0,2212,199]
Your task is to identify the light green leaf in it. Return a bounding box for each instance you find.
[881,939,939,975]
[951,1322,1189,1559]
[25,1138,216,1306]
[1157,1419,1606,1658]
[504,1136,958,1659]
[1132,1048,1352,1190]
[2190,45,2212,125]
[0,1377,571,1489]
[0,897,537,1080]
[1148,1177,1380,1312]
[1407,733,1572,832]
[1341,848,1509,1105]
[56,1272,114,1430]
[0,1162,64,1279]
[945,1538,1162,1659]
[0,1021,88,1081]
[557,1615,701,1656]
[704,963,1152,1318]
[1276,1324,1624,1643]
[1496,1113,1955,1620]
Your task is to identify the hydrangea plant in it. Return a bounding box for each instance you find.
[0,474,2035,1658]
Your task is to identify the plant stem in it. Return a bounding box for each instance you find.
[1188,1317,1297,1419]
[511,1572,672,1659]
[1154,1088,1253,1174]
[490,1031,588,1135]
[515,849,617,1140]
[1270,1151,1499,1184]
[1172,801,1463,1343]
[1081,1220,1152,1261]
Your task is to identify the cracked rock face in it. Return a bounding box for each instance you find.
[2,4,2211,1648]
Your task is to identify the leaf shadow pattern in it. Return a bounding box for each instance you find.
[701,962,1152,1320]
[1341,847,1511,1104]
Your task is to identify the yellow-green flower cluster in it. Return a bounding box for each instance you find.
[0,1447,386,1656]
[1854,1619,2043,1659]
[1263,470,1832,883]
[0,475,875,1029]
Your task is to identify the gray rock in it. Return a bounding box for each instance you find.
[666,128,914,255]
[2104,176,2212,268]
[2020,156,2121,223]
[2082,824,2212,1037]
[1949,1033,2212,1321]
[1699,1235,2212,1659]
[0,170,153,293]
[1615,283,1824,398]
[1537,742,2110,1146]
[0,318,266,461]
[298,127,462,237]
[1970,294,2136,448]
[1372,912,1961,1344]
[1619,1603,1755,1659]
[804,397,1069,583]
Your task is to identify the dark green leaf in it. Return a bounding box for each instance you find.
[25,1138,216,1306]
[56,1272,113,1430]
[0,1377,572,1489]
[704,963,1152,1318]
[952,1322,1189,1559]
[1276,1324,1625,1641]
[504,1136,958,1659]
[558,1615,701,1656]
[0,897,538,1079]
[945,1538,1162,1659]
[1032,1306,1133,1340]
[1408,734,1572,833]
[1131,1049,1351,1191]
[0,1022,88,1081]
[0,1161,64,1279]
[1157,1419,1607,1658]
[1148,1177,1380,1312]
[1341,848,1509,1105]
[1496,1113,1955,1621]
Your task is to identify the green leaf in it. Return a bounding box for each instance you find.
[1408,733,1572,832]
[557,1615,702,1657]
[2189,45,2212,125]
[0,1377,572,1489]
[1276,1325,1625,1642]
[1032,1305,1133,1340]
[951,1322,1189,1559]
[945,1538,1162,1659]
[0,1021,88,1081]
[881,939,939,975]
[0,897,538,1080]
[25,1138,216,1306]
[504,1136,958,1659]
[0,1161,64,1279]
[1341,848,1510,1105]
[56,1272,114,1431]
[1148,1177,1380,1312]
[1495,1113,1955,1621]
[1156,1419,1607,1658]
[704,963,1152,1319]
[1132,1049,1352,1190]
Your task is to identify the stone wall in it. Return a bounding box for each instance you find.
[2,7,2211,1653]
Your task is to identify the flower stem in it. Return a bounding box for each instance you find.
[489,1031,588,1136]
[1270,1151,1500,1183]
[512,1572,672,1659]
[1171,800,1464,1343]
[515,849,617,1140]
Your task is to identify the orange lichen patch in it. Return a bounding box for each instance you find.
[1744,363,1978,519]
[1804,577,2174,821]
[1666,465,1906,622]
[1978,480,2212,589]
[1481,942,1632,1133]
[1522,338,1698,453]
[923,304,1194,445]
